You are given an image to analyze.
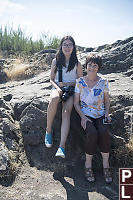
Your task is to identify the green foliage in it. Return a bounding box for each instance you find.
[41,33,61,49]
[0,25,61,55]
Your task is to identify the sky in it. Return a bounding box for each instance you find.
[0,0,133,47]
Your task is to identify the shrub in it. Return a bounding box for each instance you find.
[0,25,61,55]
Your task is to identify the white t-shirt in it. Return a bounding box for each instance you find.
[75,77,109,119]
[55,63,77,83]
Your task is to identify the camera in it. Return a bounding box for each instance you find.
[61,86,75,102]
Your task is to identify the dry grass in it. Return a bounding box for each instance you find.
[5,63,32,80]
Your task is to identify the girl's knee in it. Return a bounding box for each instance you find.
[50,96,60,104]
[62,107,72,116]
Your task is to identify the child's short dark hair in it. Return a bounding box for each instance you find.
[85,54,102,70]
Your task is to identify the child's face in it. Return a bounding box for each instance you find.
[62,39,73,57]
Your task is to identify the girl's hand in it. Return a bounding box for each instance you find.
[57,88,63,96]
[58,82,65,87]
[81,115,92,130]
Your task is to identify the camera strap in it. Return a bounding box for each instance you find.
[58,65,62,82]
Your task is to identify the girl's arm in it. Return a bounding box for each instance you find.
[77,61,83,78]
[50,59,63,96]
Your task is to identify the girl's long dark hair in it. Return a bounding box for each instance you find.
[55,36,78,72]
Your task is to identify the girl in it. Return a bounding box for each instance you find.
[45,36,83,158]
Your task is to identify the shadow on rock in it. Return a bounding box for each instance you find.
[53,158,119,200]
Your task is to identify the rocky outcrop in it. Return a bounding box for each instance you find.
[97,36,133,75]
[28,49,56,74]
[77,36,133,79]
[19,104,47,145]
[0,98,21,182]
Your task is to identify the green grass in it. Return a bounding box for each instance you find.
[0,25,61,55]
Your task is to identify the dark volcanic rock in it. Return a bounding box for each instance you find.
[0,71,8,84]
[38,49,57,54]
[0,98,12,111]
[19,104,47,145]
[100,36,133,74]
[0,98,21,181]
[0,143,9,171]
[3,94,12,102]
[13,101,31,120]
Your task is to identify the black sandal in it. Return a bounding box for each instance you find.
[103,168,113,183]
[85,168,95,182]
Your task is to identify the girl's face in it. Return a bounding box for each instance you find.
[86,62,99,74]
[62,39,73,57]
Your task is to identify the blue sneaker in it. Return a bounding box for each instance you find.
[45,132,53,148]
[55,147,65,158]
